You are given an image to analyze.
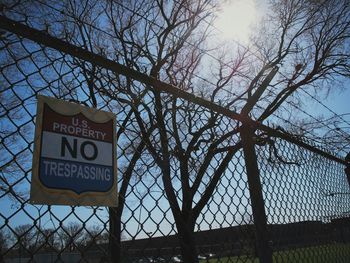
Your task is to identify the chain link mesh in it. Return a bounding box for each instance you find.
[257,136,350,262]
[1,18,350,263]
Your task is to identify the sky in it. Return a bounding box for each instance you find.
[214,0,259,43]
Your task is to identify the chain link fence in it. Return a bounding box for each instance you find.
[1,13,350,263]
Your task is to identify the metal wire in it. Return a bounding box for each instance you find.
[0,5,350,263]
[24,0,350,157]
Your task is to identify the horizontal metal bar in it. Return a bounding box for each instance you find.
[0,16,243,122]
[0,15,347,166]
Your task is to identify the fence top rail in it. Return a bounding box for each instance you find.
[0,15,348,166]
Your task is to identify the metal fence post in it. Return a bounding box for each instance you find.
[345,166,350,188]
[346,153,350,188]
[240,121,273,263]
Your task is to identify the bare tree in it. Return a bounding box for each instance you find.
[0,44,32,204]
[81,225,110,248]
[1,0,350,262]
[13,224,37,253]
[59,222,85,251]
[40,228,60,251]
[37,1,224,262]
[32,0,350,262]
[0,228,10,261]
[102,1,350,261]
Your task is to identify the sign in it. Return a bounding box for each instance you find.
[30,95,117,206]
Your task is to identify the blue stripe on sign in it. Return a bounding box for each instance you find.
[39,157,114,194]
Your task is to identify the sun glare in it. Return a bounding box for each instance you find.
[214,0,258,43]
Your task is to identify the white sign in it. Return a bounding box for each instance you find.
[30,95,117,206]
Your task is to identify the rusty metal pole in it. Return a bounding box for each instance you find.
[240,121,272,263]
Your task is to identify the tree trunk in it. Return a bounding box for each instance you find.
[177,220,198,263]
[109,207,122,263]
[0,246,4,263]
